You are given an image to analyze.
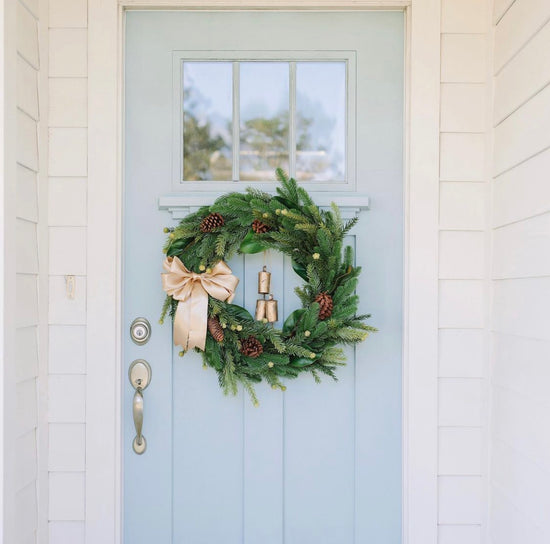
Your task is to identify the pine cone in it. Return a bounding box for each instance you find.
[252,219,270,234]
[207,316,224,342]
[315,292,334,320]
[200,212,224,233]
[240,336,263,358]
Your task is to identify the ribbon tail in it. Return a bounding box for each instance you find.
[172,285,209,352]
[173,300,191,350]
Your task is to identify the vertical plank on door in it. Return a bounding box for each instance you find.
[243,251,284,544]
[172,254,245,543]
[283,252,355,544]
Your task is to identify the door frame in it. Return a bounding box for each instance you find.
[87,1,440,543]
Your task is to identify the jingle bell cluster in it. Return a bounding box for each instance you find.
[255,266,278,323]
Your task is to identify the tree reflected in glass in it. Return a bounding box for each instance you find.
[182,60,346,182]
[183,62,232,181]
[239,62,289,181]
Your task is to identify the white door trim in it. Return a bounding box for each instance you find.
[87,2,440,543]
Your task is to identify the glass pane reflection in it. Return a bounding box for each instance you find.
[239,62,289,181]
[296,62,346,181]
[183,62,232,181]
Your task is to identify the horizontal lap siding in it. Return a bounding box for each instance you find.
[47,0,88,541]
[490,0,550,542]
[438,1,489,542]
[15,0,47,542]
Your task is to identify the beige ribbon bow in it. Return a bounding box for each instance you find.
[161,256,239,351]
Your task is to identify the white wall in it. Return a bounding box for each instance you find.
[489,0,550,542]
[15,0,49,542]
[47,0,88,542]
[437,1,490,542]
[12,0,50,542]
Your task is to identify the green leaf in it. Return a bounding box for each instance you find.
[227,303,254,322]
[239,232,267,254]
[283,309,305,334]
[289,357,314,368]
[291,259,308,281]
[166,238,189,257]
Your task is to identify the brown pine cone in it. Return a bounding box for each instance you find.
[315,292,334,320]
[252,219,270,234]
[240,336,263,358]
[207,316,224,342]
[200,212,224,233]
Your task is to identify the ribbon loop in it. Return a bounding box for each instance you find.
[161,256,239,351]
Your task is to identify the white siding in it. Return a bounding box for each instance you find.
[48,0,88,540]
[14,0,49,542]
[438,0,489,541]
[490,0,550,542]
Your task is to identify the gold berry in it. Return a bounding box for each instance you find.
[312,253,320,260]
[206,268,212,274]
[179,351,185,357]
[281,209,288,215]
[254,401,260,407]
[163,227,170,233]
[221,322,227,329]
[236,325,243,332]
[309,352,316,359]
[271,384,278,390]
[281,385,287,391]
[268,362,274,368]
[262,212,269,218]
[304,330,311,337]
[199,264,206,271]
[275,209,281,215]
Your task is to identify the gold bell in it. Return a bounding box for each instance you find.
[258,266,271,294]
[266,294,278,323]
[255,299,267,321]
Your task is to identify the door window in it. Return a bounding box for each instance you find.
[175,53,355,185]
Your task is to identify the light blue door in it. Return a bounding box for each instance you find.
[124,11,403,543]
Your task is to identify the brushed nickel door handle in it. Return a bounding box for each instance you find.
[129,359,152,455]
[133,388,145,453]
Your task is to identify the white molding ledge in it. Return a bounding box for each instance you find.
[123,1,410,8]
[158,192,370,220]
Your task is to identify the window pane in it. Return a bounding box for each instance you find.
[240,62,289,181]
[296,62,346,181]
[183,62,232,181]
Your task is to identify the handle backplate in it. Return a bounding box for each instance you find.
[129,359,152,390]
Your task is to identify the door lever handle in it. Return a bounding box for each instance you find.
[129,359,152,455]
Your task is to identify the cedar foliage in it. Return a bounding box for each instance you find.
[161,169,376,403]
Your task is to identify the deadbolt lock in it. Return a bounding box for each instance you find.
[130,317,151,345]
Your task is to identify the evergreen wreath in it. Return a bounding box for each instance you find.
[160,169,376,405]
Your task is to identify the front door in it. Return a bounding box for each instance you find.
[124,11,403,543]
